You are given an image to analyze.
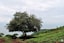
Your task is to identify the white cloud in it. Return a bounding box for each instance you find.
[0,16,12,23]
[0,0,62,12]
[0,0,64,29]
[20,0,61,11]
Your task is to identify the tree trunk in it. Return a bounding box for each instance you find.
[23,32,26,41]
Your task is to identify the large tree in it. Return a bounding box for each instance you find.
[7,12,42,40]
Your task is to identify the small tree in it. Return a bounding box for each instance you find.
[5,34,18,39]
[7,12,42,40]
[0,33,4,37]
[5,34,12,38]
[12,33,18,39]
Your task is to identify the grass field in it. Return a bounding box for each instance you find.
[27,26,64,43]
[0,26,64,43]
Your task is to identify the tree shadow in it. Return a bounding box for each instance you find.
[19,35,37,39]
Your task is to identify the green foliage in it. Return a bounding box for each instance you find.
[7,12,42,32]
[0,33,4,37]
[5,34,12,39]
[5,34,18,39]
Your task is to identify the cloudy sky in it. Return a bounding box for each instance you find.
[0,0,64,34]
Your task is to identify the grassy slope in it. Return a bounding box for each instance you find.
[27,26,64,43]
[0,26,64,43]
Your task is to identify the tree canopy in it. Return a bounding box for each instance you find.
[7,12,42,33]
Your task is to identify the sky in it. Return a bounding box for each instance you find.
[0,0,64,35]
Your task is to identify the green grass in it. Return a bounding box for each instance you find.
[0,37,12,43]
[27,26,64,43]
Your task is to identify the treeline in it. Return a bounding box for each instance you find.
[32,26,64,35]
[0,33,20,39]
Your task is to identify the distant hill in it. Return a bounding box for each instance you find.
[27,26,64,43]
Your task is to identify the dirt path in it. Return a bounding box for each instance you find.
[0,39,5,43]
[12,39,27,43]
